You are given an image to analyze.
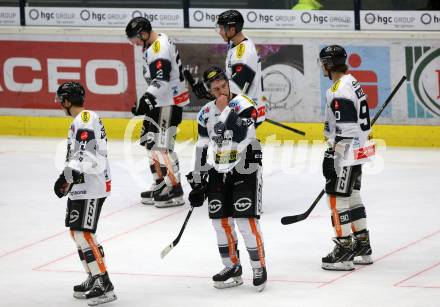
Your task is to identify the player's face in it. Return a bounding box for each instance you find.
[54,94,63,105]
[128,32,149,47]
[318,59,329,77]
[128,36,144,46]
[55,94,72,115]
[216,24,230,42]
[210,79,230,97]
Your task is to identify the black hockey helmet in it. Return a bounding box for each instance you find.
[203,66,228,89]
[217,10,244,33]
[126,17,152,38]
[55,82,85,105]
[319,45,347,69]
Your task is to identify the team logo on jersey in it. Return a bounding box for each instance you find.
[331,80,341,92]
[233,198,252,212]
[152,40,161,54]
[81,111,90,123]
[208,199,222,214]
[80,131,89,141]
[156,60,162,70]
[236,43,246,59]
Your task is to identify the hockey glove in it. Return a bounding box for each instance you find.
[131,92,156,116]
[53,168,82,198]
[186,171,208,207]
[192,81,215,100]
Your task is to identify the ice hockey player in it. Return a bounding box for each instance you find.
[319,45,374,271]
[187,66,267,291]
[53,82,117,305]
[216,9,266,126]
[190,10,266,127]
[125,17,189,207]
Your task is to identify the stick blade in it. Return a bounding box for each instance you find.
[160,243,174,259]
[280,214,306,225]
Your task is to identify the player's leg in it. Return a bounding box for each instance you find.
[349,167,373,264]
[322,155,357,271]
[141,150,166,205]
[232,166,267,291]
[208,171,242,289]
[140,114,166,205]
[67,198,116,305]
[152,106,185,208]
[66,198,94,298]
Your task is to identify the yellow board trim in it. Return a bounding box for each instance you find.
[1,115,439,147]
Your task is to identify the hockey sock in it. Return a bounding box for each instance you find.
[160,150,181,187]
[149,151,166,183]
[327,195,352,237]
[236,218,266,269]
[212,218,239,267]
[71,230,90,273]
[349,190,367,232]
[72,230,107,276]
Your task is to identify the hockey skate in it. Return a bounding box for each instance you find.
[322,237,354,271]
[141,181,165,205]
[252,267,267,292]
[73,273,96,299]
[213,264,243,289]
[352,230,373,265]
[154,183,185,208]
[85,273,117,306]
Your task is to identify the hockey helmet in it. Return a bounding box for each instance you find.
[55,82,85,105]
[216,10,244,33]
[203,66,228,89]
[125,17,152,38]
[319,45,347,69]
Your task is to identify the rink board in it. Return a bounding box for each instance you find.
[1,27,439,146]
[1,115,440,147]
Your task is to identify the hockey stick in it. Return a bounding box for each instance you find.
[184,69,306,136]
[242,81,306,136]
[280,75,407,225]
[265,118,306,136]
[160,206,194,259]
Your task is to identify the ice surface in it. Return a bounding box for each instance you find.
[0,136,439,307]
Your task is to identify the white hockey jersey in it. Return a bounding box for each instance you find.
[65,110,111,200]
[196,94,259,173]
[142,33,189,107]
[324,74,375,167]
[225,38,266,124]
